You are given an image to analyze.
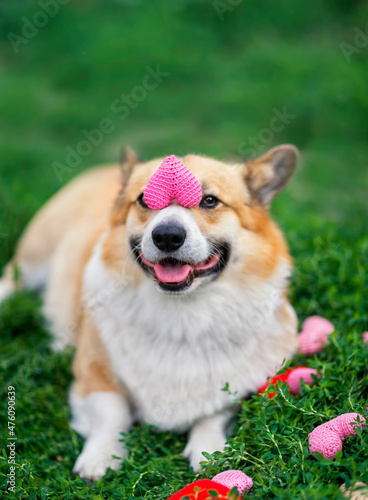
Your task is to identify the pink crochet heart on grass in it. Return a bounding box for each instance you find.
[212,470,253,495]
[287,367,319,394]
[309,413,366,460]
[143,155,203,210]
[298,316,334,355]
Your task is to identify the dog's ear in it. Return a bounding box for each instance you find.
[111,147,141,226]
[244,145,299,207]
[120,146,140,184]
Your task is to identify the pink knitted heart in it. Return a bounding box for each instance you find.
[287,367,319,394]
[143,155,203,210]
[309,413,366,460]
[298,316,334,355]
[212,470,253,495]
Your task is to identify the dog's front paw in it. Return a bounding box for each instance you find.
[182,432,227,471]
[73,438,126,482]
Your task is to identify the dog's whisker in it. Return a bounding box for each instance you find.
[121,245,138,275]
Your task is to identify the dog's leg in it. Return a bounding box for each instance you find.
[182,409,234,470]
[71,314,133,482]
[71,389,132,482]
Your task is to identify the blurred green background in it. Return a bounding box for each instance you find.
[1,0,368,269]
[1,1,368,498]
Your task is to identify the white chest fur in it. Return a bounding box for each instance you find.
[83,239,297,432]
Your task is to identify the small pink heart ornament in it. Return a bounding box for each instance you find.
[298,316,334,355]
[212,470,253,495]
[143,155,203,210]
[309,413,366,460]
[287,367,319,394]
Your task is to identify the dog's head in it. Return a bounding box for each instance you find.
[108,145,298,294]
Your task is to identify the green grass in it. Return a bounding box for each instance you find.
[0,0,368,498]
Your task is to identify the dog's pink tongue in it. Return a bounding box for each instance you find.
[154,262,192,283]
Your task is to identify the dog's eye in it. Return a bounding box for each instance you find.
[137,193,149,208]
[200,195,219,208]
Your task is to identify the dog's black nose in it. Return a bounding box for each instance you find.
[152,224,187,252]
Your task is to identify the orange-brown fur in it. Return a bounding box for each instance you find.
[73,311,126,397]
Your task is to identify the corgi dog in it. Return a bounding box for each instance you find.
[0,145,299,481]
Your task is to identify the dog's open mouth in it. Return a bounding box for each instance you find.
[132,243,229,292]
